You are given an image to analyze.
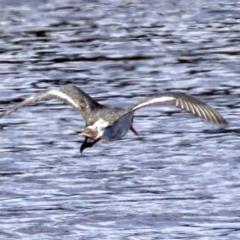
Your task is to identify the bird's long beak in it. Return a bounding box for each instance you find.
[130,125,139,136]
[69,130,82,135]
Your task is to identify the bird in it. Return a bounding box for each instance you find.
[0,84,227,153]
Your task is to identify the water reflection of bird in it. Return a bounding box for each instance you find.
[0,84,227,153]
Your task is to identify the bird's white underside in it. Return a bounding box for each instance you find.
[101,113,134,142]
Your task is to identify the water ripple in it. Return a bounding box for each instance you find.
[0,0,240,239]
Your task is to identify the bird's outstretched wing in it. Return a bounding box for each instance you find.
[124,92,227,125]
[0,84,103,124]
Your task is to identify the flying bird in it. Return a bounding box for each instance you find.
[0,84,227,152]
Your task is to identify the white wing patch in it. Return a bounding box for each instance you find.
[93,118,109,128]
[50,89,79,108]
[132,96,175,111]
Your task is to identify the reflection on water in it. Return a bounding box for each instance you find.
[0,0,240,239]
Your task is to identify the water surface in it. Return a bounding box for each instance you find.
[0,0,240,239]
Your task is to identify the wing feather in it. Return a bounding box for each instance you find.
[0,84,103,124]
[126,92,227,125]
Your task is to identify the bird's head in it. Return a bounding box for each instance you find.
[79,127,100,140]
[80,118,109,140]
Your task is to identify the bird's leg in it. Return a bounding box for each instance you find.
[130,125,139,136]
[80,137,100,153]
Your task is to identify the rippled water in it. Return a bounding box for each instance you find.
[0,0,240,239]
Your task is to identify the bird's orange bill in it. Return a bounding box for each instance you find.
[130,125,139,136]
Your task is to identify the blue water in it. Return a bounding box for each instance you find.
[0,0,240,239]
